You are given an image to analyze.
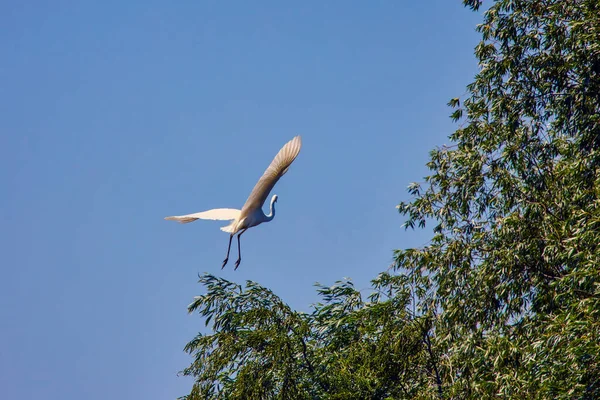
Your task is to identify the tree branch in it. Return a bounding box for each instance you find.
[423,326,443,398]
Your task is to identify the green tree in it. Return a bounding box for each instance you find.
[180,1,600,398]
[397,0,600,397]
[180,274,436,399]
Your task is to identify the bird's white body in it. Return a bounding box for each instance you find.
[164,135,302,269]
[221,194,277,234]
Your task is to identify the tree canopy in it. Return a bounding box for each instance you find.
[179,1,600,398]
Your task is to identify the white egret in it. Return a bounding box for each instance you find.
[165,135,302,270]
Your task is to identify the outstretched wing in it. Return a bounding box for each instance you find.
[241,136,302,212]
[164,208,241,224]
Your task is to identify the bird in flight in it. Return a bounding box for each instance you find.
[165,135,302,270]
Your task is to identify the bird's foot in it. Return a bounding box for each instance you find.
[222,258,228,269]
[234,259,241,270]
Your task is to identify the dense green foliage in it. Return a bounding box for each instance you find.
[180,274,439,399]
[180,1,600,398]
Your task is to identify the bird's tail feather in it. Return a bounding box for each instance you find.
[220,223,235,233]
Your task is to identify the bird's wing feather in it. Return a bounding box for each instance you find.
[164,208,241,224]
[241,136,302,211]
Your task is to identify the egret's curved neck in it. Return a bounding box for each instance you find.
[265,198,276,221]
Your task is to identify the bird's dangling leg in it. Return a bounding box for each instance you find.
[222,234,234,269]
[234,229,247,270]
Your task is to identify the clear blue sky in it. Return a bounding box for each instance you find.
[1,1,482,398]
